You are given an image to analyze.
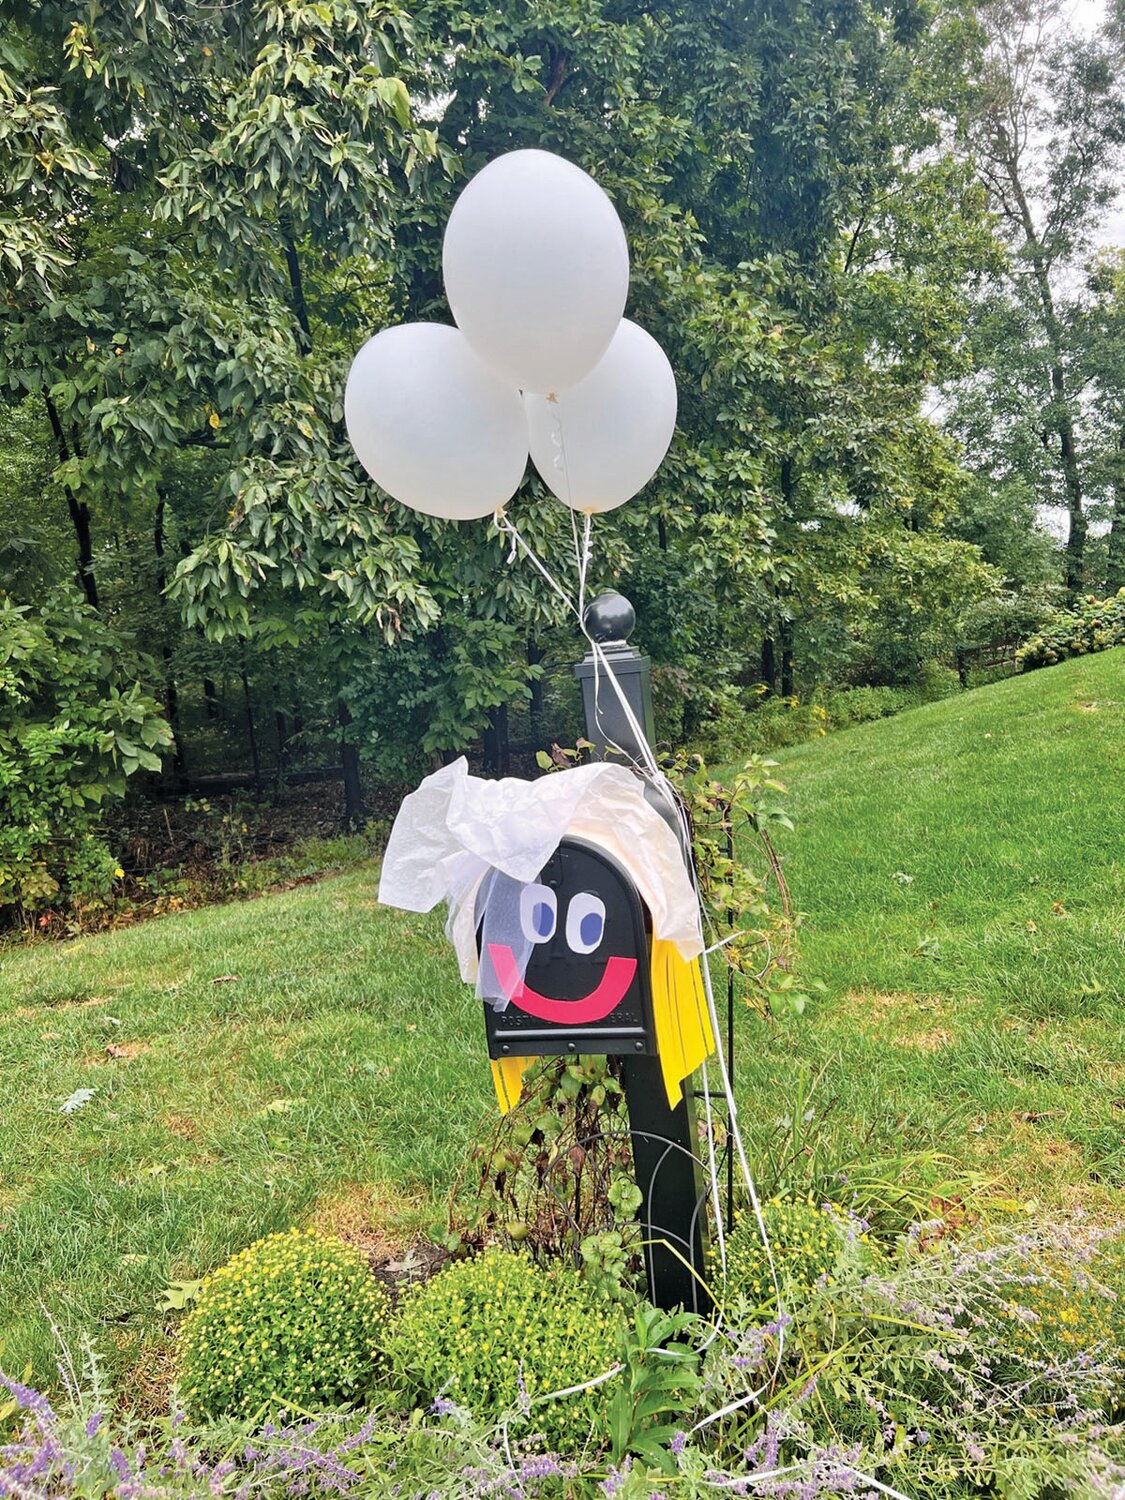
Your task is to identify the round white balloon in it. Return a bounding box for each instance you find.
[344,324,528,520]
[442,149,630,395]
[524,320,677,513]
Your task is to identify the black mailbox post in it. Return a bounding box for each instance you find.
[472,591,712,1314]
[576,593,711,1315]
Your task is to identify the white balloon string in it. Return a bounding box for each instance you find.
[553,401,580,516]
[700,1465,915,1500]
[700,1056,728,1320]
[579,511,592,621]
[578,606,789,1395]
[569,505,583,595]
[585,633,789,1393]
[495,512,583,625]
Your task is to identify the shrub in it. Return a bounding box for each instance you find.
[957,586,1062,659]
[0,587,171,927]
[386,1248,623,1453]
[693,695,829,760]
[178,1229,388,1419]
[703,1219,1125,1500]
[688,678,957,762]
[718,1195,862,1310]
[1016,589,1125,670]
[820,684,911,729]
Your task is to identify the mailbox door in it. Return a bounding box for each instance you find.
[479,838,656,1059]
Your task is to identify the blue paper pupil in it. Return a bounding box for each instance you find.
[533,902,553,937]
[579,911,603,948]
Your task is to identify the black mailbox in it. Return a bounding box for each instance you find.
[477,838,658,1060]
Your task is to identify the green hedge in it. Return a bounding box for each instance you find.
[690,671,959,762]
[1016,590,1125,671]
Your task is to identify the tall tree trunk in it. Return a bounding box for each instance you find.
[777,458,797,695]
[1106,429,1125,595]
[527,639,544,726]
[779,619,795,699]
[241,660,263,800]
[760,633,778,696]
[44,395,98,609]
[483,702,509,776]
[154,493,186,780]
[280,215,312,354]
[338,698,366,831]
[275,707,290,786]
[1052,355,1086,595]
[1008,181,1086,595]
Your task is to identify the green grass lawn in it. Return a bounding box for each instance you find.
[747,647,1125,1211]
[0,649,1122,1398]
[0,877,489,1396]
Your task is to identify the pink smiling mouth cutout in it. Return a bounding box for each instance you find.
[487,943,637,1025]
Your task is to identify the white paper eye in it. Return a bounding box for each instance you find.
[566,892,606,954]
[520,883,557,944]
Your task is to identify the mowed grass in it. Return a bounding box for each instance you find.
[0,648,1122,1395]
[731,648,1125,1215]
[0,878,492,1392]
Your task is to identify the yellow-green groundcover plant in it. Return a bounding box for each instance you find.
[179,1229,388,1419]
[386,1248,623,1454]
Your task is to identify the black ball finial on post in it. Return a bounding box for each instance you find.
[574,593,653,755]
[583,591,636,649]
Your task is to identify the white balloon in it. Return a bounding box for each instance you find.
[524,320,677,513]
[344,324,528,520]
[443,149,630,395]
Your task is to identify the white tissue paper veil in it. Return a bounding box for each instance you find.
[377,757,704,984]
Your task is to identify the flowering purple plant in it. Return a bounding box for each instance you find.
[0,1368,587,1500]
[699,1219,1125,1500]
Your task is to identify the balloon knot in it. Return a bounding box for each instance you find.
[546,391,559,404]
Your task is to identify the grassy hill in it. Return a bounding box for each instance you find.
[0,650,1121,1394]
[775,648,1124,1017]
[743,647,1125,1212]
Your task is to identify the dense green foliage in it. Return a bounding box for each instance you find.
[8,0,1121,838]
[702,1222,1125,1500]
[2,1224,1123,1496]
[1015,590,1125,669]
[179,1228,388,1419]
[670,672,963,761]
[386,1248,622,1451]
[0,587,171,922]
[718,1196,859,1310]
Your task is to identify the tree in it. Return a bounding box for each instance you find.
[2,0,1015,808]
[1078,251,1125,593]
[956,0,1125,594]
[409,0,1005,693]
[0,587,172,927]
[1,0,446,821]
